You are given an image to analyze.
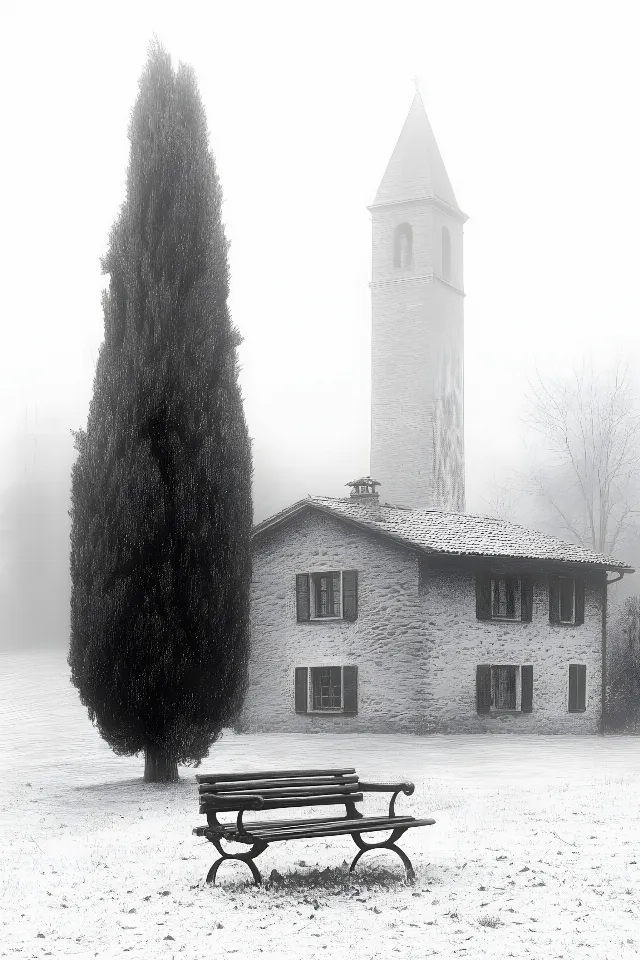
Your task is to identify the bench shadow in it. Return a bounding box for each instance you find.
[208,862,422,893]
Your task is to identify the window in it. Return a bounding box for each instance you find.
[568,664,587,712]
[312,666,342,710]
[477,664,533,714]
[559,578,575,623]
[475,572,532,622]
[491,576,518,619]
[549,576,585,625]
[442,226,451,282]
[296,571,358,622]
[491,665,517,709]
[294,665,358,714]
[394,223,413,268]
[312,572,341,618]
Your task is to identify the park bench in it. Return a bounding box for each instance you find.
[192,766,435,885]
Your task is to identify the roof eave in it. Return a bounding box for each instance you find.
[368,195,469,224]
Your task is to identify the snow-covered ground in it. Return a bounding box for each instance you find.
[1,651,640,960]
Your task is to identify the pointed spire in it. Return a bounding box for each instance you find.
[373,90,459,210]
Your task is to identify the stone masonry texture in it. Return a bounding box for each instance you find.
[240,510,605,735]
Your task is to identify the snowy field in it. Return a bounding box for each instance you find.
[2,652,640,960]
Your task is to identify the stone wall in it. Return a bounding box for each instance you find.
[240,509,605,734]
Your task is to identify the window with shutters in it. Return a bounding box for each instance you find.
[568,663,587,712]
[549,576,585,625]
[476,663,532,713]
[296,570,358,622]
[476,572,532,622]
[294,665,358,715]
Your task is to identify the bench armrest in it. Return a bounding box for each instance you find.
[359,781,415,818]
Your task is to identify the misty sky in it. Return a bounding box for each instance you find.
[1,1,640,645]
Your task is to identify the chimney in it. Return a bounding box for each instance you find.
[346,477,381,503]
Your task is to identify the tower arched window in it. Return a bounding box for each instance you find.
[442,226,451,282]
[394,223,412,268]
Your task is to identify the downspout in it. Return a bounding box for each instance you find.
[602,571,625,735]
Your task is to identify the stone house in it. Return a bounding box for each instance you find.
[240,480,633,735]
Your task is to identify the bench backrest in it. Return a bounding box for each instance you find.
[197,767,363,818]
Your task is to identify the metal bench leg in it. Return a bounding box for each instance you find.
[205,838,269,886]
[349,826,415,882]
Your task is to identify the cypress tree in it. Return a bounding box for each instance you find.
[69,43,252,782]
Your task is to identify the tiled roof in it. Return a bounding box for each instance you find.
[253,496,633,572]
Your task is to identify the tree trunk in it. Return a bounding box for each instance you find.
[144,746,179,782]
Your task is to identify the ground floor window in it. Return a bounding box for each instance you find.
[477,663,533,714]
[491,665,517,709]
[294,665,358,715]
[312,666,342,710]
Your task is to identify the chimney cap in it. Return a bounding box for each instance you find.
[346,477,381,499]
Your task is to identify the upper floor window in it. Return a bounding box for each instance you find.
[442,226,451,282]
[296,570,359,621]
[549,576,585,625]
[394,223,413,268]
[475,572,533,622]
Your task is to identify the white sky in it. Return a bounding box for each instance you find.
[1,0,639,532]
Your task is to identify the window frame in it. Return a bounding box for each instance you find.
[489,664,521,712]
[490,575,521,621]
[559,577,576,624]
[308,665,343,713]
[309,571,343,621]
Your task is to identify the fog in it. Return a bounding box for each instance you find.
[1,0,639,650]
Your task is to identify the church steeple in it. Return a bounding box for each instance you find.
[369,91,466,513]
[373,91,461,212]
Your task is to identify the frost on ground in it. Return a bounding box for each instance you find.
[1,652,640,960]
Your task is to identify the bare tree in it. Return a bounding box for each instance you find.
[522,361,640,554]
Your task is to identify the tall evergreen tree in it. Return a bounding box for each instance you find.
[69,44,252,782]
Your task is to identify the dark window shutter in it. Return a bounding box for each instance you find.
[521,577,533,622]
[568,664,577,710]
[575,578,585,625]
[342,666,358,714]
[475,573,492,620]
[577,663,586,709]
[476,664,492,713]
[549,576,560,623]
[294,667,308,713]
[569,664,586,711]
[521,665,533,712]
[342,571,358,621]
[296,574,310,622]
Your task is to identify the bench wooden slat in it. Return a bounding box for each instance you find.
[199,791,364,814]
[196,815,413,839]
[247,815,415,836]
[199,774,359,793]
[207,814,359,833]
[196,767,355,784]
[200,783,360,801]
[237,818,436,843]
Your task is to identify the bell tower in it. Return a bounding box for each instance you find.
[369,90,466,511]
